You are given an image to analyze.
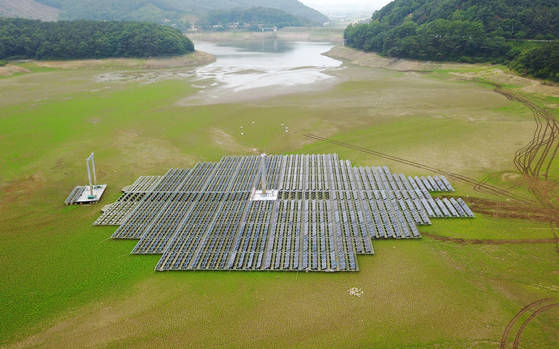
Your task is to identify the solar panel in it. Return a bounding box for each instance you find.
[435,198,451,217]
[427,176,440,191]
[100,154,473,272]
[421,177,434,191]
[457,198,475,217]
[442,198,459,217]
[434,177,446,192]
[440,176,455,192]
[449,197,466,218]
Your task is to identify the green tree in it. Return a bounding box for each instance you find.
[0,18,195,60]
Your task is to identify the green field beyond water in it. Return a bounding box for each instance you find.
[1,47,558,348]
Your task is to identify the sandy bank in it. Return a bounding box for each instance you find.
[327,46,559,97]
[34,51,215,70]
[0,51,215,78]
[325,46,462,72]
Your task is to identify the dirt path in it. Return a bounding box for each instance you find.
[423,233,559,245]
[551,222,559,256]
[452,196,559,223]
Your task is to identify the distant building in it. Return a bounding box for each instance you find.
[261,26,278,32]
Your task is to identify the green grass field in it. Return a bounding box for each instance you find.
[1,52,558,348]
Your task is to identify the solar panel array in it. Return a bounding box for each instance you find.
[96,154,474,272]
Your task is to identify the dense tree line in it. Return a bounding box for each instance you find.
[345,19,510,63]
[372,0,559,40]
[344,0,559,81]
[510,43,559,82]
[0,18,194,60]
[204,7,307,31]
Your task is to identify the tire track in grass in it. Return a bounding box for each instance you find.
[500,298,556,349]
[304,135,559,257]
[512,302,559,349]
[473,80,558,181]
[304,134,535,204]
[307,83,559,346]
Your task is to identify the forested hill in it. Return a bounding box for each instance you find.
[205,7,308,30]
[344,0,559,81]
[373,0,559,40]
[27,0,328,30]
[0,19,194,60]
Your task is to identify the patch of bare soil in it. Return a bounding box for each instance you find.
[501,172,523,182]
[456,196,559,223]
[451,68,559,98]
[0,64,30,77]
[424,233,559,245]
[0,174,46,207]
[143,51,216,69]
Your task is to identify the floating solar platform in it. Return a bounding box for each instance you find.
[65,153,106,206]
[65,184,107,205]
[96,154,474,272]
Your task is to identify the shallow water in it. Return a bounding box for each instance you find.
[191,40,342,102]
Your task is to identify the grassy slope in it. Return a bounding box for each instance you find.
[0,56,558,347]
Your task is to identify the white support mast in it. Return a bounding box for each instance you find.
[86,153,96,197]
[64,152,107,205]
[91,152,97,185]
[250,153,278,201]
[260,153,267,194]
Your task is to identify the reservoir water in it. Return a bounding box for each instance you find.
[189,40,343,103]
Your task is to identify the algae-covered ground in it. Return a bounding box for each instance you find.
[1,44,558,348]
